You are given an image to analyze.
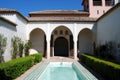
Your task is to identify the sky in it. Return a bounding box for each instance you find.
[0,0,83,17]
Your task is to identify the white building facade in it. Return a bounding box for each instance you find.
[0,0,120,61]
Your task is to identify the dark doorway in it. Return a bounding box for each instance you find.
[54,37,68,57]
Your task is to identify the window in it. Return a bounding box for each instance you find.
[97,10,99,14]
[65,30,69,35]
[93,0,102,6]
[103,10,105,14]
[105,0,114,6]
[54,30,58,35]
[60,30,63,35]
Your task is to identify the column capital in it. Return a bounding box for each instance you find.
[73,37,77,42]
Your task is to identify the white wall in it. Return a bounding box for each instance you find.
[16,14,27,41]
[0,13,27,61]
[1,13,27,41]
[0,14,16,23]
[97,6,120,57]
[30,29,45,54]
[78,29,94,54]
[0,18,17,61]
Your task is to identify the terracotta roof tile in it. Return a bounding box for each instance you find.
[0,8,16,12]
[28,10,95,22]
[30,10,89,15]
[0,8,28,21]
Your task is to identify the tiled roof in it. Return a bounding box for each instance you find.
[0,8,96,22]
[28,16,97,22]
[30,10,89,15]
[0,8,16,12]
[0,8,28,21]
[28,10,96,22]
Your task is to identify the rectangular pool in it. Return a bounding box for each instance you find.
[24,62,98,80]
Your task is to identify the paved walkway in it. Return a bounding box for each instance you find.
[16,57,78,80]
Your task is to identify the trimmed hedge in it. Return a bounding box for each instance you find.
[80,54,120,80]
[29,53,42,64]
[0,53,42,80]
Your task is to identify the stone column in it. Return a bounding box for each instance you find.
[73,23,78,60]
[46,23,50,59]
[74,40,77,60]
[102,0,105,6]
[47,40,50,59]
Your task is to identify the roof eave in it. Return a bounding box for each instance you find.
[0,16,17,26]
[28,20,96,22]
[0,11,28,22]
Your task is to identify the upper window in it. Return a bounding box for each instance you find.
[54,30,58,35]
[60,30,63,35]
[93,0,102,6]
[105,0,114,6]
[65,30,69,35]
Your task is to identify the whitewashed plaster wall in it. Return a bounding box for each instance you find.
[0,19,17,61]
[97,6,120,57]
[30,28,45,54]
[16,14,27,41]
[0,14,16,23]
[97,6,120,45]
[0,13,27,61]
[1,13,27,41]
[78,29,94,54]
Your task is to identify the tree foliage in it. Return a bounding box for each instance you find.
[0,34,7,63]
[24,40,31,56]
[11,36,24,59]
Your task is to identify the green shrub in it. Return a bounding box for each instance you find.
[30,53,42,64]
[80,54,120,80]
[11,36,23,59]
[24,40,32,56]
[0,53,42,80]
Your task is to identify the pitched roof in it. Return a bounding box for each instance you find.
[28,10,96,22]
[0,8,16,12]
[30,10,89,15]
[0,8,28,21]
[29,10,89,18]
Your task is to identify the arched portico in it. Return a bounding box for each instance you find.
[78,28,94,55]
[29,28,46,56]
[28,23,95,60]
[50,26,74,57]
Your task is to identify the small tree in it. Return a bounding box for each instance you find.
[0,34,7,63]
[24,40,31,56]
[11,36,22,59]
[18,42,24,57]
[96,41,115,59]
